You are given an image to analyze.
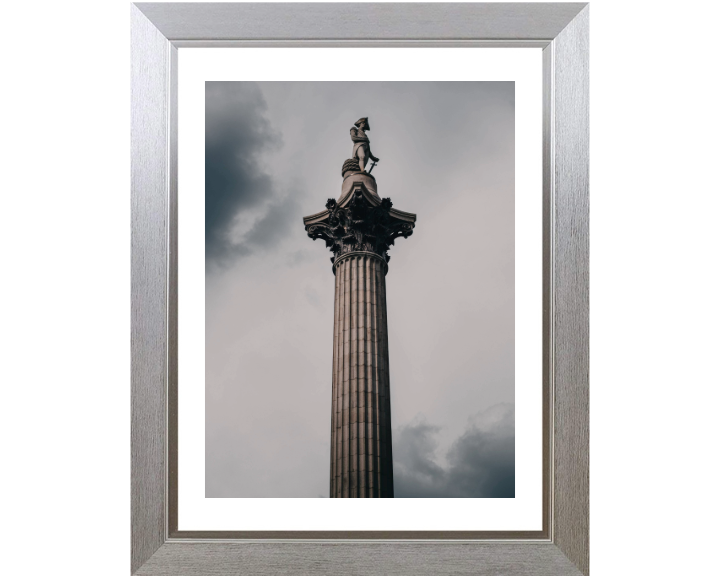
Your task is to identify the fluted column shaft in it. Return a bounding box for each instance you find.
[330,251,394,498]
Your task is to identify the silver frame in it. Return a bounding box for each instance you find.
[131,3,589,575]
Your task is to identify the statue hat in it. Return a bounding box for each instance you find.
[354,117,370,130]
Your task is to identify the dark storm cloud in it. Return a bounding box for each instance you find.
[394,404,515,498]
[243,195,301,250]
[205,82,283,265]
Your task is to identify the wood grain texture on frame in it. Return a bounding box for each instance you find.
[130,3,589,574]
[131,5,171,572]
[137,542,583,576]
[135,2,587,42]
[549,7,590,575]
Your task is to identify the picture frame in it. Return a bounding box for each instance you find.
[131,3,589,575]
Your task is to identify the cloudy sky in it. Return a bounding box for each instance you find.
[205,81,515,498]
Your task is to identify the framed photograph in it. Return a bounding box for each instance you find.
[131,3,588,575]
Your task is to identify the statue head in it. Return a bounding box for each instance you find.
[354,117,370,130]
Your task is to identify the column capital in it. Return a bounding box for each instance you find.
[303,180,416,267]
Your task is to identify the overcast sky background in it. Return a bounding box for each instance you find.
[205,81,515,498]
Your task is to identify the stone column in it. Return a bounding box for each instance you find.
[331,251,392,497]
[304,172,416,498]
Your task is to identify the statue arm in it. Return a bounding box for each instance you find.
[350,127,369,143]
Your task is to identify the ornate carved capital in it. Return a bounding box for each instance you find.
[304,183,416,266]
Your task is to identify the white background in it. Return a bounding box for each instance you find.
[1,0,719,574]
[179,48,541,530]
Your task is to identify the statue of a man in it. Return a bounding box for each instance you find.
[350,117,380,173]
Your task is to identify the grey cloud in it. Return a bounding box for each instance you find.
[205,82,284,267]
[242,195,301,251]
[394,420,445,490]
[394,404,514,498]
